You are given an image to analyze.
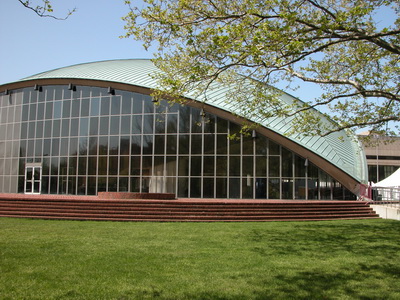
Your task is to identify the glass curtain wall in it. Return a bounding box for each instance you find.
[0,86,355,199]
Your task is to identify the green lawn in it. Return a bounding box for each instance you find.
[1,218,399,300]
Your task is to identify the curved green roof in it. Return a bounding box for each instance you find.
[19,59,367,183]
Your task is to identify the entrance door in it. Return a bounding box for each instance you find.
[25,164,42,194]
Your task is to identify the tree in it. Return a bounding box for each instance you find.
[18,0,75,20]
[123,0,400,136]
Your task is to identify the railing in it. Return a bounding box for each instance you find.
[370,186,400,208]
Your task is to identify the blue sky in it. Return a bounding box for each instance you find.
[0,0,152,84]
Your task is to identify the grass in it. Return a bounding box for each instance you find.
[1,218,400,299]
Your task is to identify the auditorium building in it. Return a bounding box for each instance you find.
[0,59,367,200]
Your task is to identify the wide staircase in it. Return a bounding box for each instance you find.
[0,194,380,222]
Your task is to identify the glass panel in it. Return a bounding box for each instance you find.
[282,148,293,177]
[98,156,108,175]
[100,96,110,115]
[22,105,29,121]
[295,155,306,177]
[121,92,132,114]
[269,156,280,177]
[119,177,129,192]
[217,135,227,154]
[178,156,189,176]
[178,177,188,197]
[179,106,190,133]
[143,115,154,134]
[98,136,108,155]
[90,97,100,116]
[179,134,189,154]
[29,103,37,120]
[154,135,165,155]
[155,114,165,134]
[216,156,227,176]
[89,136,98,155]
[62,100,71,118]
[120,156,129,175]
[132,93,143,114]
[142,135,153,155]
[81,99,90,117]
[132,115,142,134]
[167,114,177,133]
[28,122,36,139]
[99,116,109,135]
[108,177,117,192]
[37,103,45,120]
[255,178,267,199]
[79,118,89,136]
[87,177,97,195]
[53,101,62,119]
[121,116,131,134]
[130,156,141,175]
[43,139,51,157]
[243,156,253,176]
[131,135,141,155]
[256,156,266,177]
[51,138,60,156]
[229,156,240,177]
[268,178,280,199]
[70,118,79,136]
[204,134,214,154]
[79,137,88,155]
[61,119,70,137]
[203,178,214,198]
[52,120,60,137]
[110,116,120,135]
[242,135,253,155]
[229,136,241,155]
[60,138,69,156]
[71,99,80,118]
[89,117,99,136]
[154,156,164,176]
[111,96,121,115]
[282,179,293,199]
[120,136,130,155]
[130,177,140,192]
[191,156,201,176]
[295,179,306,199]
[166,135,177,155]
[216,178,227,198]
[88,157,97,176]
[143,95,154,113]
[203,156,214,176]
[269,140,280,155]
[142,156,152,176]
[78,177,86,195]
[109,156,118,175]
[69,138,78,156]
[191,135,202,154]
[242,176,253,198]
[109,136,119,155]
[190,177,201,197]
[229,178,240,198]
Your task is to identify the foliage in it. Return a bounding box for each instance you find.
[17,0,75,20]
[1,218,400,299]
[123,0,400,136]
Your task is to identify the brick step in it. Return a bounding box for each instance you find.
[0,202,375,212]
[0,207,377,217]
[0,210,379,221]
[0,196,380,222]
[0,200,372,209]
